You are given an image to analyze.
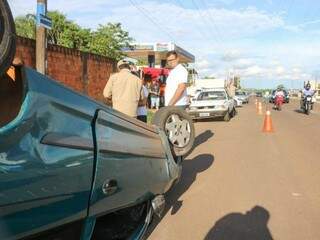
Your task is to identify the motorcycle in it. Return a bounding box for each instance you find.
[274,95,284,111]
[301,95,313,115]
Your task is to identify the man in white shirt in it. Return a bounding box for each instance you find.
[165,51,189,108]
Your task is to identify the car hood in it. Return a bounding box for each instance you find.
[190,100,227,107]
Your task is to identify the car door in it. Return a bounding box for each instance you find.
[87,109,171,217]
[0,68,95,239]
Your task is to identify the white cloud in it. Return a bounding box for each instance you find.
[195,59,211,69]
[221,50,242,62]
[8,0,319,87]
[242,65,265,77]
[275,66,285,75]
[234,58,254,69]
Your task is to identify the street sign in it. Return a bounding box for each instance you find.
[39,14,52,29]
[36,2,52,29]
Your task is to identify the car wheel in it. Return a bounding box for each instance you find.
[224,112,231,122]
[152,106,195,157]
[0,0,16,77]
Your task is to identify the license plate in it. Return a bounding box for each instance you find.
[199,112,210,117]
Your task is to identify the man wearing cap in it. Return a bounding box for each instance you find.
[103,59,143,118]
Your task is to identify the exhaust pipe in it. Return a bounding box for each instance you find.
[151,195,165,218]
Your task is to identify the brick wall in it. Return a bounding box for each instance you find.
[15,37,116,102]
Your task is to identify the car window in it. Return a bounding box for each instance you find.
[198,91,226,100]
[236,92,245,96]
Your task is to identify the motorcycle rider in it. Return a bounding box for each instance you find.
[301,83,316,110]
[274,87,285,109]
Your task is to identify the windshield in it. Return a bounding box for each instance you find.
[236,92,246,96]
[197,91,226,101]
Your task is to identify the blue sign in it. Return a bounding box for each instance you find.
[40,14,52,29]
[36,2,45,26]
[36,3,52,29]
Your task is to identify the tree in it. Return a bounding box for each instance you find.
[15,14,36,39]
[14,11,133,59]
[89,23,133,60]
[47,11,91,51]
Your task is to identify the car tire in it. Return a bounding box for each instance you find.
[0,0,16,77]
[152,106,195,157]
[224,112,231,122]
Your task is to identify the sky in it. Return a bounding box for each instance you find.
[8,0,320,89]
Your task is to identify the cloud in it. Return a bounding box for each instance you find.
[195,59,211,69]
[237,63,311,82]
[8,0,319,87]
[233,58,255,69]
[221,50,242,62]
[242,65,265,77]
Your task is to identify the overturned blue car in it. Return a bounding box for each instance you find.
[0,1,194,239]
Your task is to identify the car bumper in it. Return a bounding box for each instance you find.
[237,98,248,103]
[187,109,228,119]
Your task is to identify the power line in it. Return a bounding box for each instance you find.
[190,0,224,50]
[198,0,225,44]
[173,0,213,44]
[128,0,175,42]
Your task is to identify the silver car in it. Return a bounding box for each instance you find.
[235,91,249,104]
[187,88,236,121]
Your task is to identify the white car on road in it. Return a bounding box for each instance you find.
[187,88,236,121]
[233,96,243,107]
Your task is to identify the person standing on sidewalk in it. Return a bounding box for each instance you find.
[165,51,189,109]
[150,79,160,110]
[103,59,143,118]
[137,73,149,123]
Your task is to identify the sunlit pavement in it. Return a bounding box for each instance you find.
[147,98,320,240]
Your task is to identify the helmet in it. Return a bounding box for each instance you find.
[305,83,311,90]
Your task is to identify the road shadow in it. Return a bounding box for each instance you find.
[186,130,214,157]
[294,109,306,114]
[194,115,237,123]
[194,130,214,149]
[145,154,214,239]
[204,206,273,240]
[195,118,221,123]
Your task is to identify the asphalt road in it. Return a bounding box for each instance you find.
[147,99,320,240]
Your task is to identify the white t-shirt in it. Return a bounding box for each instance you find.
[165,64,189,106]
[137,85,149,116]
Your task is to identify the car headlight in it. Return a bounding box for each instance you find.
[189,107,197,111]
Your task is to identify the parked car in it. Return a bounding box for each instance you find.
[0,2,195,239]
[235,91,249,104]
[233,95,243,107]
[269,89,290,103]
[256,92,263,97]
[187,88,236,121]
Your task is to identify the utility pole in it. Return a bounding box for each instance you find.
[36,0,47,74]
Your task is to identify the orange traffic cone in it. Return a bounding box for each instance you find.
[262,110,274,133]
[257,102,263,115]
